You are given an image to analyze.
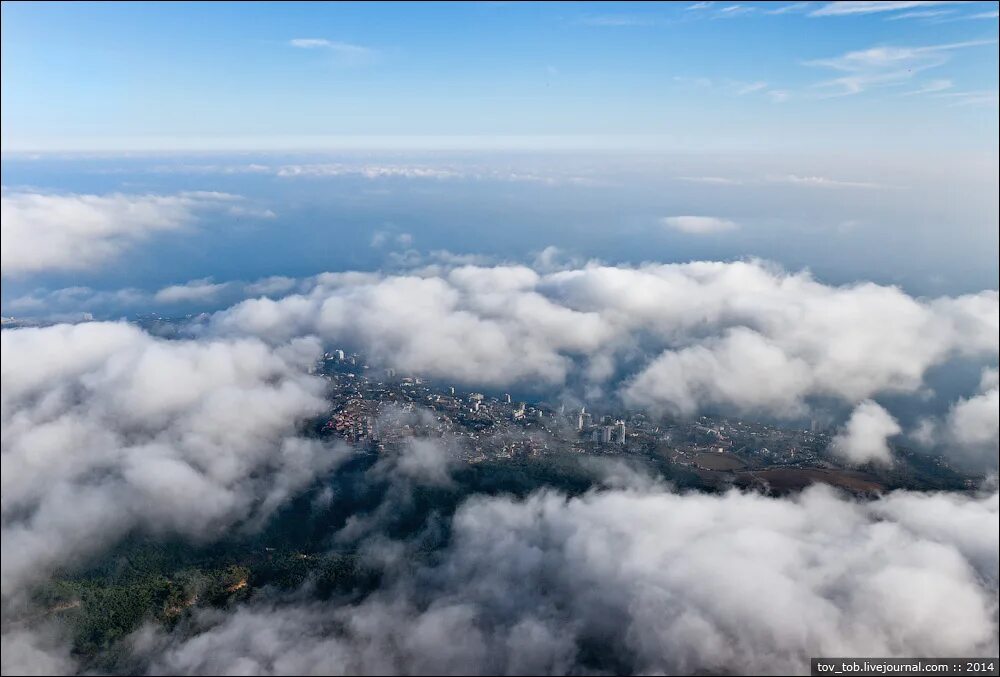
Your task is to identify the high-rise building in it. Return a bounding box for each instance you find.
[601,425,613,444]
[614,420,626,445]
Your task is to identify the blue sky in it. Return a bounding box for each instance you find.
[1,1,997,314]
[2,1,998,152]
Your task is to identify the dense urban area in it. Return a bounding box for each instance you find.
[315,349,975,495]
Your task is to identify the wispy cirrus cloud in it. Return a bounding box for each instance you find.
[766,2,813,15]
[810,1,968,17]
[936,89,1000,107]
[901,78,954,95]
[808,40,993,72]
[673,76,790,102]
[806,39,996,96]
[673,29,990,103]
[921,8,999,23]
[288,38,377,65]
[886,9,956,20]
[715,4,756,18]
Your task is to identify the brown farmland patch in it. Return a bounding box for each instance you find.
[693,451,746,471]
[738,468,885,494]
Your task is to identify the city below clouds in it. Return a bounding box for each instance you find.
[0,3,997,675]
[7,248,997,467]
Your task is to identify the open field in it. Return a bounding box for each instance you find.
[737,468,885,494]
[693,451,747,471]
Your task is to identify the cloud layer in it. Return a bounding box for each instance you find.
[128,483,999,676]
[1,322,342,594]
[914,367,1000,467]
[1,257,997,674]
[205,260,998,434]
[0,191,244,276]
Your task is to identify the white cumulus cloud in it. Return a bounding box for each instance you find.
[831,400,902,465]
[0,322,345,594]
[661,215,740,234]
[127,484,999,676]
[0,190,242,276]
